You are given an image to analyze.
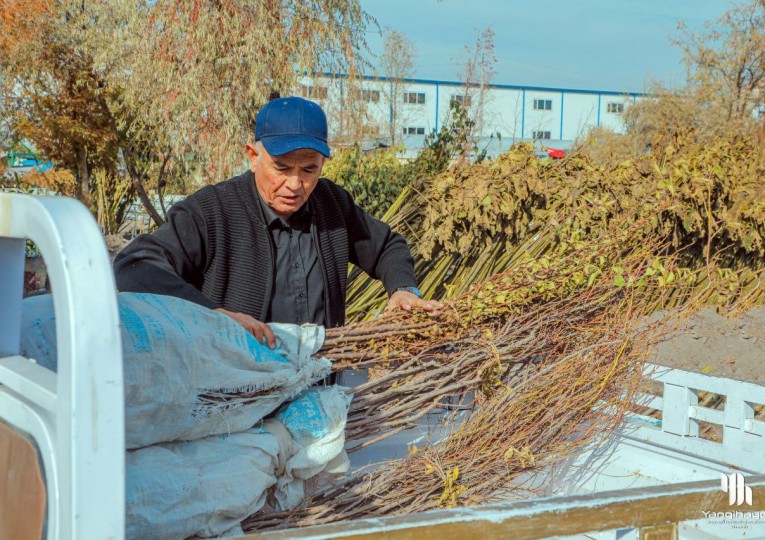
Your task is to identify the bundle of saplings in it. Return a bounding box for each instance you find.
[244,224,696,531]
[344,131,765,321]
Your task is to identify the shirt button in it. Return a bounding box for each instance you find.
[298,293,304,298]
[295,263,299,268]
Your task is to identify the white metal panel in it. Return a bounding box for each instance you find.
[561,93,600,141]
[484,87,525,142]
[0,390,60,537]
[0,356,57,412]
[0,193,125,540]
[662,383,699,436]
[523,90,559,140]
[689,405,725,425]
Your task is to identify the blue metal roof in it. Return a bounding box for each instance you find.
[315,72,644,98]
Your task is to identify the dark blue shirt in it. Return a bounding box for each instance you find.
[257,192,326,325]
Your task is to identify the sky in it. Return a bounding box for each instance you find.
[358,0,735,93]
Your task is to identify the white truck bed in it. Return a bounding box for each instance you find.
[1,193,763,540]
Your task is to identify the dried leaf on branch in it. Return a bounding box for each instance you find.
[345,134,765,321]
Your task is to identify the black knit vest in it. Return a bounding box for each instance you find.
[190,171,351,328]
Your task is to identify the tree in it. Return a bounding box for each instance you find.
[318,74,379,147]
[583,0,765,161]
[0,0,371,227]
[675,0,765,130]
[0,0,122,206]
[379,28,416,146]
[453,27,497,160]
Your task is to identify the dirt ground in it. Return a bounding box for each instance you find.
[648,307,765,386]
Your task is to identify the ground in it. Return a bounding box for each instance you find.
[650,307,765,385]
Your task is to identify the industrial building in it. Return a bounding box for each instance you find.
[300,73,644,156]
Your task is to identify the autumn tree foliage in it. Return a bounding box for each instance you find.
[580,0,765,162]
[0,0,121,206]
[0,0,371,227]
[675,0,765,130]
[628,1,763,148]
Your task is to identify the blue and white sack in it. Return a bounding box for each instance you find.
[264,385,353,510]
[126,427,280,540]
[19,293,331,448]
[125,387,353,539]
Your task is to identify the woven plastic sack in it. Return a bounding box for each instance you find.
[126,427,280,539]
[264,385,353,510]
[19,293,331,448]
[126,385,353,539]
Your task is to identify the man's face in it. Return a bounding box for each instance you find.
[246,142,325,220]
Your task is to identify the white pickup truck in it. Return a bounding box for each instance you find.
[1,193,763,540]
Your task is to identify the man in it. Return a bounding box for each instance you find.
[114,96,437,346]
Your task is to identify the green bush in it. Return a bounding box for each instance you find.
[323,146,411,219]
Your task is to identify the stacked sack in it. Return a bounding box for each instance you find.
[20,292,352,539]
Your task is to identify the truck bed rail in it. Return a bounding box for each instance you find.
[0,194,125,540]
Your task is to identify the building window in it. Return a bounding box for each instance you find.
[532,131,551,140]
[354,89,380,103]
[403,92,426,104]
[607,102,624,114]
[403,127,426,135]
[533,99,552,111]
[451,94,472,107]
[301,85,328,99]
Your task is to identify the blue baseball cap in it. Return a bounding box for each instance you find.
[255,97,331,158]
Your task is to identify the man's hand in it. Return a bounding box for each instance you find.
[214,308,276,349]
[384,291,442,314]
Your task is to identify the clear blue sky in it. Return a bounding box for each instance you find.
[358,0,734,92]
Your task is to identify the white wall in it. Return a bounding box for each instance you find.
[522,90,560,141]
[599,95,633,133]
[562,93,600,142]
[304,74,639,153]
[485,88,524,142]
